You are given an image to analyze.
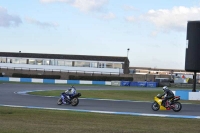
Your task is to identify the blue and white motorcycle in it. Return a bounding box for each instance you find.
[57,86,81,106]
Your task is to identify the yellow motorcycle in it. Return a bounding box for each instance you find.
[151,94,182,112]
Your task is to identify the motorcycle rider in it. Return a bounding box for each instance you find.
[61,85,76,104]
[161,86,174,107]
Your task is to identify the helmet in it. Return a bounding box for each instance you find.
[70,85,76,90]
[163,86,168,91]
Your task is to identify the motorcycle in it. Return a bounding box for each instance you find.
[57,92,81,106]
[151,94,182,112]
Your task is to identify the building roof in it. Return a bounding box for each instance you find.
[0,52,129,62]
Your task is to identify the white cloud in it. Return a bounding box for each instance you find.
[100,12,116,20]
[125,6,200,33]
[150,31,159,37]
[141,6,200,32]
[123,5,137,11]
[73,0,108,12]
[40,0,108,12]
[125,16,135,22]
[25,17,59,29]
[40,0,73,3]
[0,6,22,27]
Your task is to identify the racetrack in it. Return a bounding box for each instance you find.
[1,83,200,119]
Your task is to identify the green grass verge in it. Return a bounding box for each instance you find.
[0,106,200,133]
[29,90,163,101]
[28,90,200,104]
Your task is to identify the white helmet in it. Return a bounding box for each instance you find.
[163,86,168,91]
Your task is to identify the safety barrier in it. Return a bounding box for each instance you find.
[120,81,131,86]
[111,81,121,86]
[120,81,158,88]
[0,77,158,87]
[172,90,200,100]
[146,82,158,87]
[0,77,111,86]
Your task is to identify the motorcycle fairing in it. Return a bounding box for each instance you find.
[154,96,167,110]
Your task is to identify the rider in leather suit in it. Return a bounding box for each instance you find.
[161,86,174,107]
[61,86,76,104]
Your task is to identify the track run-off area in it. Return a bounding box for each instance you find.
[1,83,200,119]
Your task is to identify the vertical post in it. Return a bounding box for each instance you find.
[193,71,197,92]
[145,74,147,81]
[127,48,130,57]
[170,70,173,80]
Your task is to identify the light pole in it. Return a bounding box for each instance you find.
[127,48,130,58]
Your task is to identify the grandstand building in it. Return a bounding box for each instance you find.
[0,52,129,74]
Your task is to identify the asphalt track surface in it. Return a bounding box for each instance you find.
[1,83,200,118]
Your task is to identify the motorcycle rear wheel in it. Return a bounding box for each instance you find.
[152,101,160,111]
[71,97,79,106]
[172,102,182,112]
[57,98,63,105]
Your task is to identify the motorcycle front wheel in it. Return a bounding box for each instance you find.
[152,101,160,111]
[71,97,79,106]
[57,98,63,105]
[172,102,182,112]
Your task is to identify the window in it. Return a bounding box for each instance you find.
[20,59,27,64]
[74,61,90,67]
[58,60,65,66]
[105,63,113,68]
[12,58,20,64]
[0,57,6,63]
[129,69,136,74]
[44,60,50,65]
[43,59,54,65]
[98,62,106,68]
[7,58,12,63]
[113,63,122,69]
[64,61,72,66]
[29,59,36,65]
[6,58,26,64]
[36,59,43,65]
[57,60,72,66]
[90,62,97,68]
[50,59,54,65]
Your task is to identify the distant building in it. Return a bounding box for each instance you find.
[129,66,194,75]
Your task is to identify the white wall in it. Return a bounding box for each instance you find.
[189,92,200,100]
[0,63,123,74]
